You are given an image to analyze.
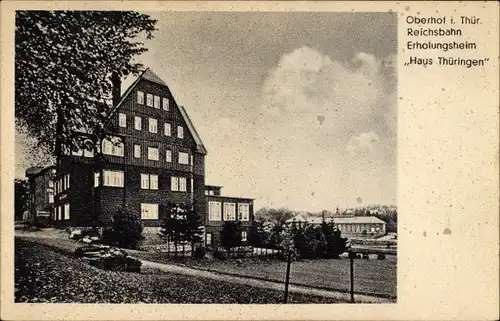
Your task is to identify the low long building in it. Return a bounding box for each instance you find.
[286,215,387,238]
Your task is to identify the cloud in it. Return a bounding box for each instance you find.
[245,46,397,210]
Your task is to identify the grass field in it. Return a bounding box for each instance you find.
[15,239,342,304]
[135,253,397,299]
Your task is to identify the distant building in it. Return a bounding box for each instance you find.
[286,214,386,238]
[25,166,56,224]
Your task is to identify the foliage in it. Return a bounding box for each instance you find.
[290,221,347,259]
[102,206,144,249]
[159,202,202,256]
[15,11,157,156]
[193,246,206,259]
[14,179,29,221]
[254,207,294,226]
[220,221,243,251]
[247,220,268,247]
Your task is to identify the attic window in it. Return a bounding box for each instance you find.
[162,98,169,111]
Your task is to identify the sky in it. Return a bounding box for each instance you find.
[16,12,397,212]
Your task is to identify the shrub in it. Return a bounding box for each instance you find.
[193,246,206,259]
[213,248,227,260]
[102,206,144,249]
[220,221,243,252]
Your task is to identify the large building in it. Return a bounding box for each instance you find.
[52,68,253,246]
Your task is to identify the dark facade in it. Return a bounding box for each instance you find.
[52,68,253,246]
[26,166,56,224]
[205,190,254,247]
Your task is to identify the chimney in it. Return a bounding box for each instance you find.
[111,72,121,107]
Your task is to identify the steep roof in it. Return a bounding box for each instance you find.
[107,68,207,155]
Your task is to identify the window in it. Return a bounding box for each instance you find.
[148,147,159,161]
[154,95,160,109]
[238,203,250,221]
[190,155,194,166]
[141,203,159,220]
[134,144,141,158]
[48,193,54,204]
[241,231,247,242]
[102,136,124,157]
[64,203,70,220]
[57,206,62,220]
[179,177,187,192]
[137,91,144,104]
[177,126,184,139]
[146,93,153,107]
[119,113,127,127]
[171,176,179,191]
[141,174,158,190]
[163,97,169,111]
[208,201,222,221]
[134,116,142,130]
[191,178,194,193]
[103,170,124,187]
[64,174,70,190]
[94,172,100,187]
[166,150,172,162]
[223,203,236,221]
[179,152,189,165]
[149,118,158,133]
[48,180,54,188]
[206,233,212,245]
[164,123,171,136]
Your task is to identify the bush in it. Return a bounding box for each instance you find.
[213,248,227,260]
[193,246,206,259]
[102,206,144,249]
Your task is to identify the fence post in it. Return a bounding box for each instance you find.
[284,250,292,303]
[350,255,355,303]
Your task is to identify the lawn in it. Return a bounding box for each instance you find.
[14,239,342,304]
[133,252,397,299]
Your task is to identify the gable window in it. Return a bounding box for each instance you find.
[134,144,141,158]
[103,170,124,187]
[178,152,189,165]
[64,203,70,220]
[163,97,169,111]
[177,126,184,139]
[137,91,144,104]
[241,231,247,242]
[141,173,158,190]
[149,118,158,133]
[164,123,171,136]
[238,203,250,221]
[119,113,127,127]
[146,93,153,107]
[166,150,172,162]
[134,116,142,130]
[148,147,159,161]
[223,203,236,221]
[102,136,124,157]
[154,95,161,109]
[141,203,158,220]
[179,177,187,192]
[208,201,222,221]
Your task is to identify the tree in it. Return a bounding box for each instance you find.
[102,206,144,249]
[248,220,268,247]
[160,202,186,257]
[180,203,204,251]
[15,11,157,157]
[14,179,29,221]
[220,221,243,253]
